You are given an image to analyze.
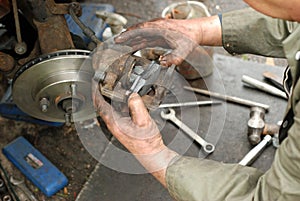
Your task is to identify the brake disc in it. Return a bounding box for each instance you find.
[12,49,95,123]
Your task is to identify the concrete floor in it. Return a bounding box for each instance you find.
[96,0,249,26]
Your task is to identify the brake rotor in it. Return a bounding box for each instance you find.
[12,49,95,123]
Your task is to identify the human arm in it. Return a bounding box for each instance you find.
[221,7,298,57]
[94,7,300,201]
[116,7,298,62]
[166,9,300,201]
[114,15,222,66]
[244,0,300,22]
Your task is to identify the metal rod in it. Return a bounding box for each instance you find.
[69,3,102,45]
[242,75,287,99]
[239,135,272,166]
[159,100,221,108]
[184,86,270,111]
[11,0,22,43]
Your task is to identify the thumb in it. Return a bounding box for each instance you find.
[128,93,152,127]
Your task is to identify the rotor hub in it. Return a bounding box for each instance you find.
[12,49,95,123]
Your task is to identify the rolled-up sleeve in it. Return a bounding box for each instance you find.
[166,157,263,201]
[221,7,294,58]
[165,8,300,201]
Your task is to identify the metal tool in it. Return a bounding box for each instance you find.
[242,75,287,99]
[239,135,272,166]
[247,107,280,145]
[184,86,270,111]
[247,107,265,145]
[0,177,6,194]
[2,194,12,201]
[160,108,215,154]
[94,47,176,111]
[263,71,284,91]
[158,100,222,108]
[10,176,38,201]
[12,0,27,55]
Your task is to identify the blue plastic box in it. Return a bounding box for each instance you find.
[2,136,68,197]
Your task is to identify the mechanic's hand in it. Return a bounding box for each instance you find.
[114,18,201,67]
[92,80,178,186]
[92,80,165,156]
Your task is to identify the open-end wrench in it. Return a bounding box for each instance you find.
[161,108,215,154]
[9,176,38,201]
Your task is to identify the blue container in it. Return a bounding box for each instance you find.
[65,3,115,43]
[3,136,68,197]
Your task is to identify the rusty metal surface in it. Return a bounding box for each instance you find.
[0,0,77,77]
[47,0,81,16]
[93,48,175,110]
[0,0,10,18]
[0,52,15,72]
[33,15,74,54]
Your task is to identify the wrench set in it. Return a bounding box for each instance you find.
[0,174,13,201]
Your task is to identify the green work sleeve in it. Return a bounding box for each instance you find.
[166,157,262,201]
[165,8,300,201]
[252,95,300,201]
[166,112,300,201]
[221,7,297,58]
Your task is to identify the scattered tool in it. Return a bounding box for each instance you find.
[239,135,272,166]
[161,108,215,154]
[2,194,13,201]
[184,86,270,111]
[158,100,222,108]
[242,75,287,99]
[0,176,7,195]
[263,71,284,91]
[10,176,37,201]
[247,107,280,145]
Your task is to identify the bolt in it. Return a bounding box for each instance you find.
[70,83,77,96]
[2,195,12,201]
[39,98,50,112]
[14,42,27,55]
[65,113,71,126]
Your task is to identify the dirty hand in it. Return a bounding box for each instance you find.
[114,18,201,67]
[92,80,178,186]
[92,80,163,155]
